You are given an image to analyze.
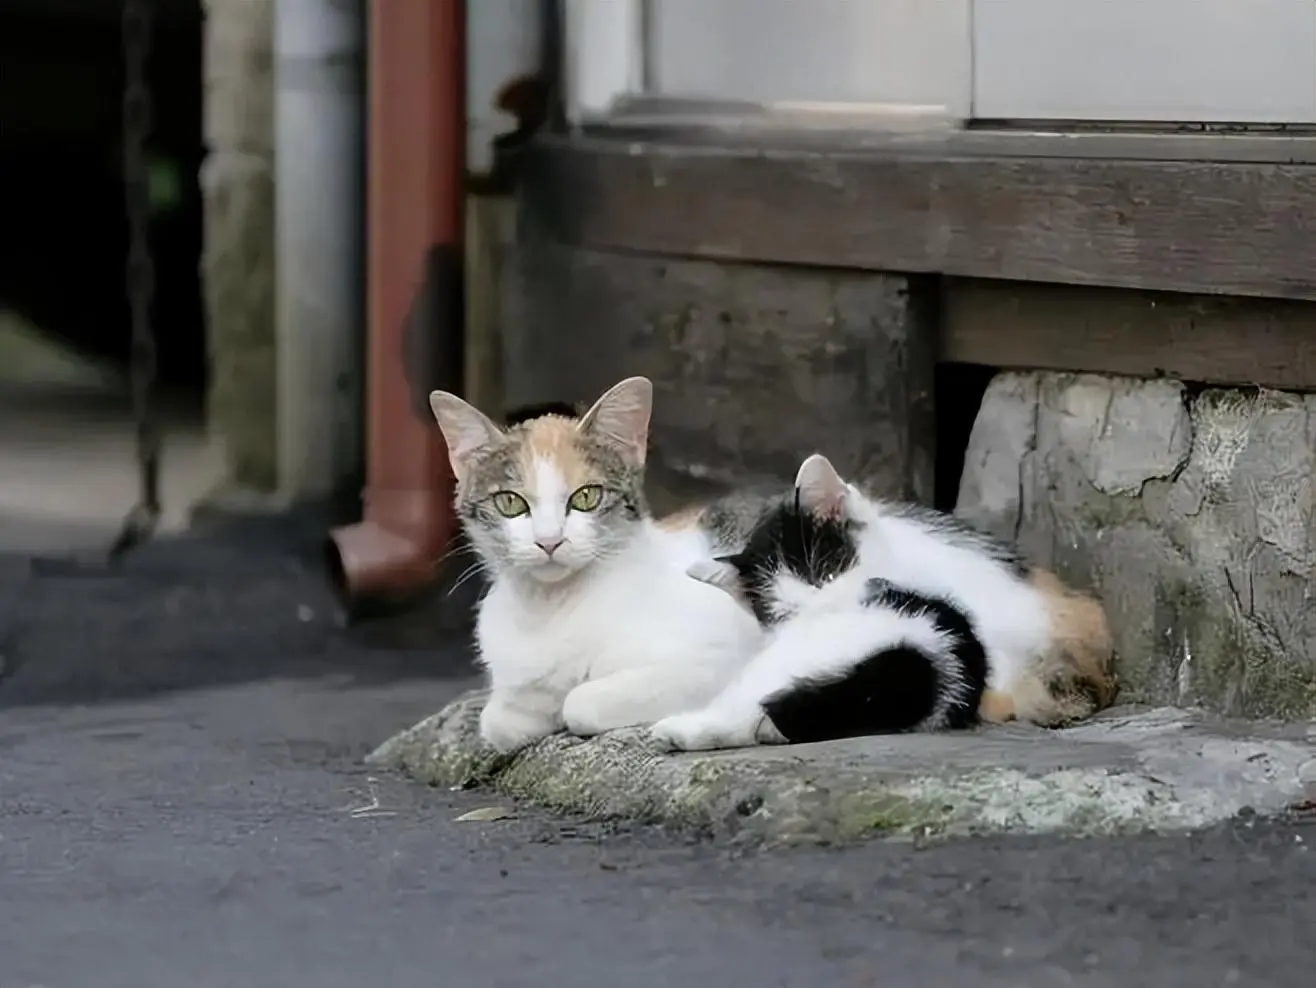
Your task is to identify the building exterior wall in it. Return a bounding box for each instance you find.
[199,0,1316,722]
[506,0,1316,718]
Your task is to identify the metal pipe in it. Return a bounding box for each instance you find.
[274,0,365,501]
[326,0,466,612]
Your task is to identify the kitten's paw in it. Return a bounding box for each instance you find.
[649,709,763,752]
[478,701,558,754]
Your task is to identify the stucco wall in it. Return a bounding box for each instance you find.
[201,0,277,493]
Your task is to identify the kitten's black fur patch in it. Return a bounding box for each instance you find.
[723,492,988,743]
[721,490,858,626]
[762,642,942,742]
[503,400,580,426]
[858,578,988,730]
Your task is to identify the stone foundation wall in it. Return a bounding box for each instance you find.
[502,240,938,508]
[957,372,1316,719]
[200,0,277,492]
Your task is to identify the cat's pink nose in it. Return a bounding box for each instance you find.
[535,536,565,557]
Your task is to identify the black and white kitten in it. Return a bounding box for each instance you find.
[648,458,990,750]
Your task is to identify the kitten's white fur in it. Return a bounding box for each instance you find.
[430,378,764,754]
[651,453,1049,752]
[648,581,957,751]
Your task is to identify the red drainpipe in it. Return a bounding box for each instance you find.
[326,0,465,611]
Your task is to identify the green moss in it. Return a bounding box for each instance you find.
[828,791,956,841]
[1077,493,1147,532]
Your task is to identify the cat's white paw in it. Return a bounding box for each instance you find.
[479,700,558,754]
[649,710,753,752]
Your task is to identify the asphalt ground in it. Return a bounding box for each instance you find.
[2,514,1313,988]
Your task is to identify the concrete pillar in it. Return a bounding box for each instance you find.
[200,0,278,494]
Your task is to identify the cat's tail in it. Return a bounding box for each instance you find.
[864,581,993,732]
[987,567,1117,727]
[763,580,991,742]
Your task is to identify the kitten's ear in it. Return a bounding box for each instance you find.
[578,376,653,466]
[795,453,848,521]
[686,558,742,597]
[429,390,505,483]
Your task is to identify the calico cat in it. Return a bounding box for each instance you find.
[650,453,1116,752]
[428,376,766,754]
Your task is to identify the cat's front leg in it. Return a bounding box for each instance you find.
[649,702,786,752]
[479,688,565,754]
[561,667,726,737]
[649,633,800,751]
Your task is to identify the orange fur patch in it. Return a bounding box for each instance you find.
[515,417,596,494]
[978,688,1017,724]
[1009,567,1118,726]
[656,505,705,531]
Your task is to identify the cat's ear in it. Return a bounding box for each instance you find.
[686,558,742,597]
[429,390,505,483]
[578,376,653,466]
[795,453,848,521]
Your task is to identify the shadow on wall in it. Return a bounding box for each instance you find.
[0,2,207,396]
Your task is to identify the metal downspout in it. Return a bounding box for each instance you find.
[326,0,466,612]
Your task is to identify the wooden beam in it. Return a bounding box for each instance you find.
[941,280,1316,392]
[521,135,1316,301]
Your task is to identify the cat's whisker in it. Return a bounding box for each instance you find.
[436,541,478,568]
[447,560,489,596]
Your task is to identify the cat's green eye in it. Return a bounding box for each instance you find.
[568,484,603,512]
[491,491,530,518]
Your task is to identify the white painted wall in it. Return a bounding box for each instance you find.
[649,0,971,115]
[972,0,1316,123]
[468,0,543,172]
[562,0,1316,126]
[562,0,644,122]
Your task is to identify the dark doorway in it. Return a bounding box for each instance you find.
[934,362,997,513]
[0,0,206,401]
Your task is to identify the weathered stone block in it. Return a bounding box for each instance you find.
[201,150,277,490]
[202,0,275,153]
[370,690,1316,843]
[502,241,936,503]
[958,372,1316,719]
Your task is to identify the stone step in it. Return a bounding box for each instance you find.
[370,691,1316,846]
